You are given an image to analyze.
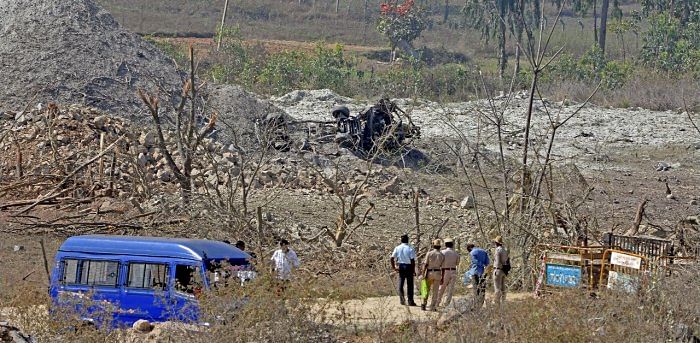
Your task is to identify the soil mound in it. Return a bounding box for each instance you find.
[0,0,183,117]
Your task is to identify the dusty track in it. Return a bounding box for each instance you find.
[155,37,383,54]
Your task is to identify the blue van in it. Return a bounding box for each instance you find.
[49,235,253,327]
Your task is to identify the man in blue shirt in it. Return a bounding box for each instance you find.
[465,243,490,309]
[390,234,417,306]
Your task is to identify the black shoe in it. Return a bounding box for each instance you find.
[400,299,406,305]
[407,302,418,307]
[421,304,426,311]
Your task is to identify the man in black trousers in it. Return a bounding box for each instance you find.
[390,234,418,306]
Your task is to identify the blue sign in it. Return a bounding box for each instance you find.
[545,264,582,288]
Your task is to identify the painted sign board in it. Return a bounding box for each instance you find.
[610,252,642,269]
[546,252,581,262]
[607,270,639,293]
[545,264,582,288]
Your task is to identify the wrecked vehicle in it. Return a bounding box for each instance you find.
[49,235,254,327]
[332,98,420,152]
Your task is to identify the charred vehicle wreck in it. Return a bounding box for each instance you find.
[331,99,420,153]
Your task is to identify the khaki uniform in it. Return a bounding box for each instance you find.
[493,245,509,305]
[422,249,445,310]
[438,248,460,307]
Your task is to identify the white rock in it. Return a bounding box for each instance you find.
[139,131,156,148]
[132,319,153,333]
[460,196,476,209]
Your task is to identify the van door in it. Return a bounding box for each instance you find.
[119,262,170,325]
[57,258,121,324]
[171,263,205,323]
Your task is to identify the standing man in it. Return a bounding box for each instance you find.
[492,235,509,306]
[421,239,445,311]
[465,243,490,309]
[438,238,460,308]
[271,239,300,293]
[390,234,417,306]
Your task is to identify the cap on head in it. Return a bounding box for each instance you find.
[443,238,454,244]
[432,239,442,247]
[493,235,503,245]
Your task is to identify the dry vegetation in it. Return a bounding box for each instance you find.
[1,0,699,342]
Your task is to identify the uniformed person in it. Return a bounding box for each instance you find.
[438,238,460,307]
[421,239,445,311]
[492,235,509,306]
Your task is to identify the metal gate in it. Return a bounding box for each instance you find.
[598,249,648,293]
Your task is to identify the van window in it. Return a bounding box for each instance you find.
[127,263,168,290]
[62,259,119,287]
[174,265,203,295]
[62,259,80,284]
[80,260,120,286]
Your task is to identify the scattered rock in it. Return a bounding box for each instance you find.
[379,176,401,195]
[93,115,108,129]
[132,319,154,333]
[139,131,156,148]
[690,199,698,206]
[666,194,676,200]
[656,162,671,171]
[13,245,24,252]
[156,169,172,182]
[460,196,476,209]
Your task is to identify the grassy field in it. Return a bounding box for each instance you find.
[100,0,699,110]
[98,0,642,60]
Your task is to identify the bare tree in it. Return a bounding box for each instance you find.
[139,47,217,205]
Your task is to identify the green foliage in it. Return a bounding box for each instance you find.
[546,46,633,89]
[640,12,700,77]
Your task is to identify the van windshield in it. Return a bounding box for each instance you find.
[174,265,203,295]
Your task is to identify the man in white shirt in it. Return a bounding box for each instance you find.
[271,239,300,282]
[390,234,417,306]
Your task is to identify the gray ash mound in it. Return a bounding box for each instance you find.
[0,0,183,117]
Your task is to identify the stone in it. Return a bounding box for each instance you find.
[14,111,31,125]
[132,319,154,333]
[666,194,676,200]
[93,115,108,129]
[13,245,24,252]
[656,162,671,172]
[56,134,69,143]
[157,169,172,182]
[460,196,476,209]
[139,131,156,148]
[137,152,148,167]
[379,176,400,194]
[690,199,698,206]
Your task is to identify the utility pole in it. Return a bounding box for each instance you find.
[217,0,230,51]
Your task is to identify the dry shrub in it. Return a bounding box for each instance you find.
[543,71,700,111]
[423,268,700,343]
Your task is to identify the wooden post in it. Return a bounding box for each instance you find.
[99,132,105,179]
[217,0,230,51]
[256,206,264,261]
[39,238,51,286]
[108,150,116,196]
[414,188,421,253]
[15,143,23,179]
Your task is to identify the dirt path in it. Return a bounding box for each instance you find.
[156,37,382,53]
[315,292,533,329]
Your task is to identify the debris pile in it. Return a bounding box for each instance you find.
[0,0,183,116]
[0,103,410,233]
[0,321,34,343]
